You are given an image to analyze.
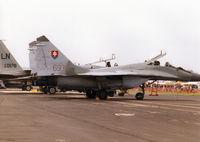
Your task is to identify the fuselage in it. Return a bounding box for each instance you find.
[36,62,199,91]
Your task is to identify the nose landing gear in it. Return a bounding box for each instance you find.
[135,83,145,100]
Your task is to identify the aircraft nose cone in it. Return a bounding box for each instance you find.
[191,73,200,81]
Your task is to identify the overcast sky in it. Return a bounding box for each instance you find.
[1,0,200,72]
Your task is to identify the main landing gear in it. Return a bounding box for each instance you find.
[97,90,108,100]
[22,85,32,91]
[41,86,57,94]
[86,90,114,100]
[135,83,145,100]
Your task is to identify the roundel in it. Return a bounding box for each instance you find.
[51,50,59,59]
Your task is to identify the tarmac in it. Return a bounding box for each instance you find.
[0,90,200,142]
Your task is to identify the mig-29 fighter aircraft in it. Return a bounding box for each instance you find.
[29,36,200,100]
[0,40,32,91]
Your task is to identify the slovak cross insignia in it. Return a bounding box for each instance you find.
[51,50,59,59]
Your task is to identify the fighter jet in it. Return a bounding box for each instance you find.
[0,40,32,91]
[29,35,200,100]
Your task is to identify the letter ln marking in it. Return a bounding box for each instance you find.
[1,53,10,60]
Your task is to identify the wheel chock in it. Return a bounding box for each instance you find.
[96,97,100,100]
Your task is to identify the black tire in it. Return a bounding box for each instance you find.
[61,89,66,92]
[86,90,96,99]
[25,85,32,91]
[118,93,125,96]
[135,93,144,100]
[48,87,56,95]
[97,91,107,100]
[108,91,114,97]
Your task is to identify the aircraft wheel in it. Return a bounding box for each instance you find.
[25,85,32,91]
[107,91,114,97]
[86,90,96,99]
[61,89,66,92]
[48,87,56,94]
[97,91,108,100]
[118,93,125,96]
[135,93,144,100]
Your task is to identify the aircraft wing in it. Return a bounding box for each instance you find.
[78,71,139,76]
[78,70,179,79]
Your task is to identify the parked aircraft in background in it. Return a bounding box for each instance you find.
[0,41,32,91]
[29,36,200,100]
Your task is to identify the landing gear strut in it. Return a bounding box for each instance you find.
[40,86,48,94]
[135,83,145,100]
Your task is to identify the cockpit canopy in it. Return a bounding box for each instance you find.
[147,60,160,66]
[147,61,191,73]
